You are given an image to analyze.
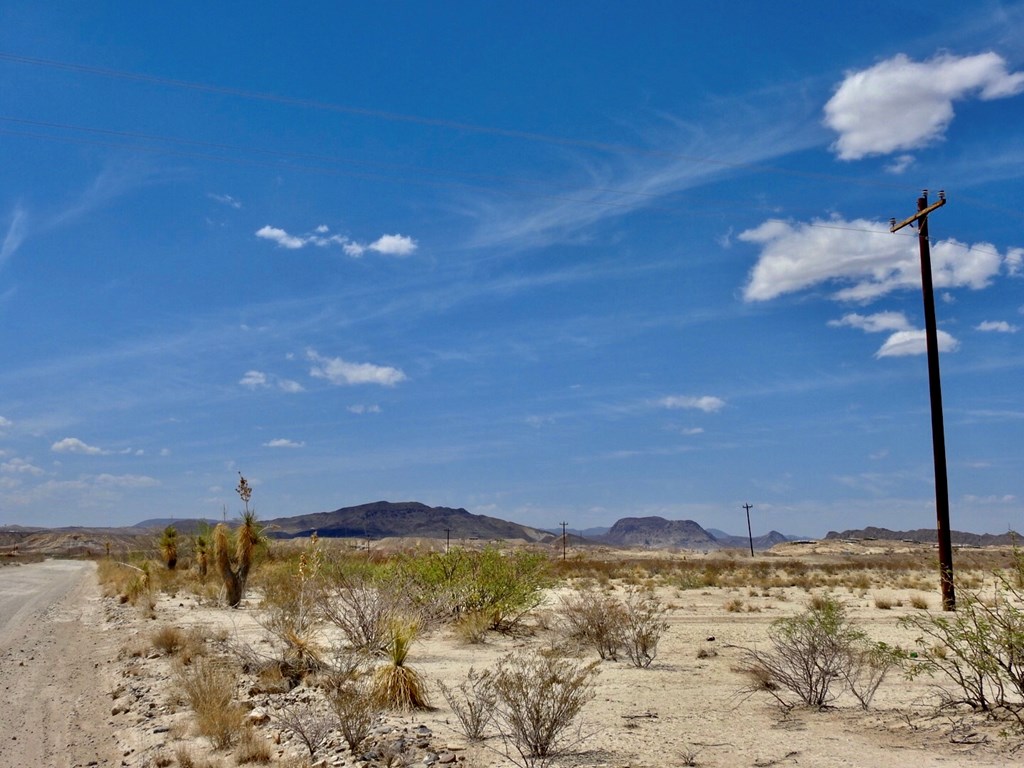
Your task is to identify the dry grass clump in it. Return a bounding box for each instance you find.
[234,726,273,764]
[873,596,894,610]
[176,657,246,749]
[151,625,185,655]
[909,594,930,610]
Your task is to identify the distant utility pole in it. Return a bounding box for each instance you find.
[560,521,568,561]
[444,527,451,554]
[890,189,955,611]
[742,503,754,557]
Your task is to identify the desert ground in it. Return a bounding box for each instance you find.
[2,539,1023,768]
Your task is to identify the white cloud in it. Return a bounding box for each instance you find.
[255,225,305,249]
[884,155,915,175]
[347,404,382,415]
[976,320,1018,333]
[368,234,417,257]
[1007,248,1023,276]
[239,370,268,389]
[658,395,725,413]
[829,311,912,333]
[875,329,959,358]
[255,225,416,258]
[94,473,160,488]
[307,349,407,387]
[679,427,705,436]
[0,415,11,430]
[741,217,1004,302]
[263,438,305,448]
[1,457,44,476]
[825,52,1024,160]
[208,193,242,209]
[51,437,105,455]
[159,448,171,457]
[278,379,305,393]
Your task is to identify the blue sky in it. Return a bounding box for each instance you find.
[1,2,1023,537]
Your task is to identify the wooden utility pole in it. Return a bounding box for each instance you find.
[742,503,754,557]
[890,189,955,611]
[444,527,451,554]
[560,521,568,561]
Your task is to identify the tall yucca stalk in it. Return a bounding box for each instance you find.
[214,474,264,607]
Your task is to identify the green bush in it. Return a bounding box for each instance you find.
[900,556,1024,724]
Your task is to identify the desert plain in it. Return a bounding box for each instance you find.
[2,537,1023,768]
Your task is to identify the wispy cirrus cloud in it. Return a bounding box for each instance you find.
[307,348,407,387]
[208,193,242,209]
[239,370,305,393]
[347,404,381,415]
[1,205,28,270]
[825,52,1024,160]
[463,89,823,252]
[658,395,725,413]
[263,438,304,448]
[741,217,1009,302]
[256,225,417,257]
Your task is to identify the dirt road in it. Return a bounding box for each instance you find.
[0,560,122,767]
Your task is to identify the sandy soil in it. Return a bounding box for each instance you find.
[0,560,123,768]
[4,551,1021,768]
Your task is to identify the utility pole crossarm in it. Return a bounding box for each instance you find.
[890,193,945,233]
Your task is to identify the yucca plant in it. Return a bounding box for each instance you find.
[214,474,265,607]
[193,532,209,581]
[159,525,178,570]
[371,618,430,710]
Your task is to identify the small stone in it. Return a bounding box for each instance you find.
[438,752,457,764]
[249,707,271,724]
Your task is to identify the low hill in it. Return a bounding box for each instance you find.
[599,516,789,550]
[825,526,1021,547]
[263,500,554,543]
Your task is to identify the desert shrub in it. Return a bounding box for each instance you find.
[330,681,379,753]
[437,667,496,741]
[320,569,405,652]
[257,535,325,679]
[272,703,333,758]
[910,594,930,610]
[739,594,894,709]
[371,619,430,710]
[397,546,550,632]
[874,596,894,610]
[176,657,245,749]
[621,588,669,668]
[725,598,745,612]
[491,651,600,768]
[558,588,627,660]
[900,560,1024,723]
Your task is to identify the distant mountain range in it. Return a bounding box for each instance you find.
[135,506,790,549]
[825,526,1022,547]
